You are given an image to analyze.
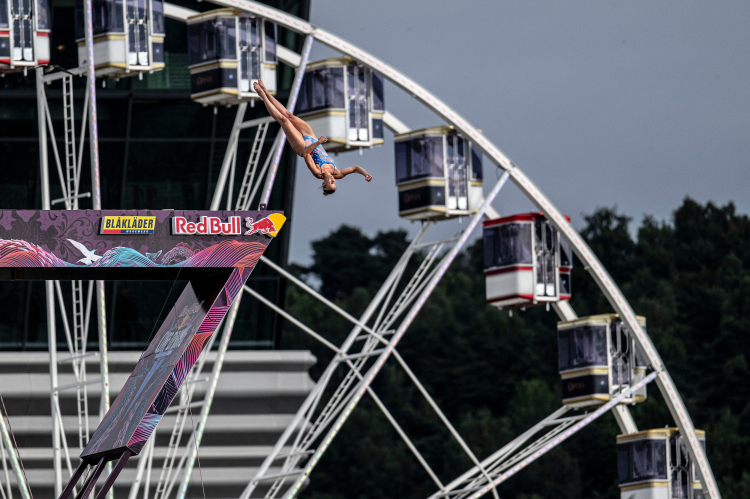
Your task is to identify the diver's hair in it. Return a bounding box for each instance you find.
[322,188,335,196]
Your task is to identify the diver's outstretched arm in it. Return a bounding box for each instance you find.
[336,166,373,182]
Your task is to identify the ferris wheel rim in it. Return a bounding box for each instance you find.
[193,1,720,497]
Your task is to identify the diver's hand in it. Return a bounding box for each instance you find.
[319,136,328,144]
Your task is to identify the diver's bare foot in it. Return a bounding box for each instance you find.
[253,81,262,94]
[257,79,267,93]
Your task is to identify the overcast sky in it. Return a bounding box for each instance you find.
[286,0,750,265]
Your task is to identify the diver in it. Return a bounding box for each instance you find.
[254,80,373,196]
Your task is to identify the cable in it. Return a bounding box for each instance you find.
[0,394,33,499]
[187,405,206,499]
[138,266,183,363]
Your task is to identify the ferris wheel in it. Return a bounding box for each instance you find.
[0,1,721,499]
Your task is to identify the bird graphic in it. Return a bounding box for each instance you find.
[67,239,102,265]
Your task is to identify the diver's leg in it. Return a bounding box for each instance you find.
[255,82,307,156]
[257,80,314,136]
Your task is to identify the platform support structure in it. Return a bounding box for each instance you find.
[35,0,110,492]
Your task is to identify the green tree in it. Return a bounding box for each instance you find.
[281,198,750,499]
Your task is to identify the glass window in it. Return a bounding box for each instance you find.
[151,0,164,35]
[430,136,443,176]
[263,20,276,63]
[500,223,532,267]
[88,0,123,35]
[372,118,383,139]
[0,0,7,29]
[218,17,236,60]
[297,74,311,113]
[559,237,572,267]
[0,36,8,57]
[312,69,327,109]
[152,41,163,63]
[558,332,570,371]
[559,272,571,295]
[372,72,384,111]
[617,444,630,484]
[633,440,654,479]
[36,0,51,30]
[471,145,483,180]
[330,67,345,108]
[188,20,218,65]
[483,223,533,270]
[562,325,607,368]
[628,439,667,482]
[395,142,409,183]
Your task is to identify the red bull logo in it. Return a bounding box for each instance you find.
[244,214,285,237]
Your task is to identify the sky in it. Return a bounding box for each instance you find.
[286,0,750,266]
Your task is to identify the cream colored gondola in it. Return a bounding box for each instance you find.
[394,126,483,220]
[617,428,706,499]
[187,8,278,106]
[296,57,384,153]
[74,0,165,78]
[557,313,648,407]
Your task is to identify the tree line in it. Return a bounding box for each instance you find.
[281,198,750,499]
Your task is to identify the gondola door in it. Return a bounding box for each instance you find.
[534,219,558,298]
[446,134,468,211]
[126,0,149,66]
[239,17,260,93]
[10,0,34,62]
[347,64,369,142]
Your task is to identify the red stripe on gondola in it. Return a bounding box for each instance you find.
[487,293,535,303]
[485,265,533,276]
[483,212,572,228]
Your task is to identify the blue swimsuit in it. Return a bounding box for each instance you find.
[303,134,336,176]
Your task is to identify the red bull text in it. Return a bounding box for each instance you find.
[172,216,242,236]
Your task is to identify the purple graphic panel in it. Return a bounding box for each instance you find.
[0,210,285,280]
[81,266,256,459]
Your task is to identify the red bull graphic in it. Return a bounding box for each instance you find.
[172,216,243,236]
[244,213,285,237]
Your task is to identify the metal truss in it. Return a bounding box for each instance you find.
[239,173,510,499]
[430,372,658,499]
[34,0,111,493]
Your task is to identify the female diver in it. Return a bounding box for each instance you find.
[254,80,373,196]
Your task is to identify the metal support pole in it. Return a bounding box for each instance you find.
[210,104,247,210]
[47,280,63,496]
[0,405,29,499]
[282,172,510,498]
